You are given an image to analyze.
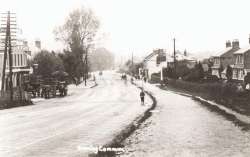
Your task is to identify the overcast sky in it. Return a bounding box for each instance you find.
[1,0,250,58]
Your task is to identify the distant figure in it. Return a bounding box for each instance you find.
[140,89,145,105]
[124,74,127,85]
[93,74,96,84]
[130,77,134,84]
[99,71,103,76]
[144,77,147,83]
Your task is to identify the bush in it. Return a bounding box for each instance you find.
[182,62,204,82]
[32,50,64,78]
[168,79,239,104]
[205,75,219,82]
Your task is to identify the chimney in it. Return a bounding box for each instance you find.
[35,40,41,49]
[232,39,239,49]
[226,40,231,48]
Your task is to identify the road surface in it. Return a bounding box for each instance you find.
[0,71,151,157]
[122,81,250,157]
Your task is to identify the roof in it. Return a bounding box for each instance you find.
[213,47,232,57]
[144,50,166,61]
[234,45,250,54]
[144,51,158,61]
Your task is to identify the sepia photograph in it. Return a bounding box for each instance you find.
[1,0,250,156]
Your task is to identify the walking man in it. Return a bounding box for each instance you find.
[140,89,145,105]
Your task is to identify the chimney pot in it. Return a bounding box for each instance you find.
[232,39,239,49]
[226,40,231,48]
[35,40,41,49]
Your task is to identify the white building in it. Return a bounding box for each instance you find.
[142,49,171,80]
[0,40,31,91]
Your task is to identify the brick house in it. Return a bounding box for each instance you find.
[232,37,250,80]
[211,40,240,78]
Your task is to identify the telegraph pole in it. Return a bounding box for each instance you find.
[1,13,9,92]
[85,50,88,86]
[173,38,176,79]
[0,11,16,100]
[131,52,134,75]
[173,38,177,79]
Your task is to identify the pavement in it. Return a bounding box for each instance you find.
[121,81,250,157]
[0,71,152,157]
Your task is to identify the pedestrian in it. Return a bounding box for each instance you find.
[93,74,96,84]
[140,89,145,105]
[130,77,134,84]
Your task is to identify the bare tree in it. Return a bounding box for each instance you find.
[54,7,99,50]
[54,7,100,82]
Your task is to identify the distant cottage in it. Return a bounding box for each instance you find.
[142,49,169,80]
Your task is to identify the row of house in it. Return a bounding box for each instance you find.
[211,36,250,81]
[142,35,250,82]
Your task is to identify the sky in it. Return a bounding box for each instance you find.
[1,0,250,59]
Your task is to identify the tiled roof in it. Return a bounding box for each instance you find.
[234,45,250,54]
[213,47,232,57]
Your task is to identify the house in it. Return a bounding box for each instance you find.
[25,39,42,59]
[142,49,170,80]
[232,36,250,80]
[211,40,240,78]
[167,50,197,68]
[0,40,31,91]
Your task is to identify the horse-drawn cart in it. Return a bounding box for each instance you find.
[23,71,68,99]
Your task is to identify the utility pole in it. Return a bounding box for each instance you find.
[0,11,16,101]
[1,13,9,92]
[173,38,176,79]
[131,52,134,76]
[84,50,88,86]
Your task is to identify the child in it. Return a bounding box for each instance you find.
[140,89,145,105]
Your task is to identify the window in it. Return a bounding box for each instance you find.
[214,58,220,64]
[17,54,20,66]
[20,54,23,66]
[13,54,16,67]
[236,55,243,64]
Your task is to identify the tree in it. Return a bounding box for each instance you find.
[176,63,190,79]
[244,72,250,84]
[58,50,83,81]
[32,50,64,78]
[54,7,100,81]
[196,62,205,80]
[226,65,233,81]
[183,62,204,82]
